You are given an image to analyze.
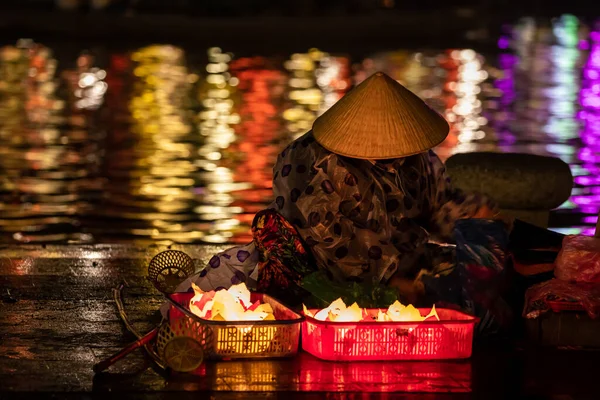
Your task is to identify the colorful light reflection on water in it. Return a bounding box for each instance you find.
[0,15,598,244]
[576,20,600,235]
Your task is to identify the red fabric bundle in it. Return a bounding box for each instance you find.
[523,279,600,319]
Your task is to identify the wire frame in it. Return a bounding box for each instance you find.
[209,323,298,357]
[147,250,195,293]
[155,316,214,371]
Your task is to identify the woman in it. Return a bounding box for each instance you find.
[182,71,515,309]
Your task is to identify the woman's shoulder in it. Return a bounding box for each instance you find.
[293,130,318,150]
[277,131,321,162]
[415,149,443,168]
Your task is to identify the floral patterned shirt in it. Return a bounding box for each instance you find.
[191,131,497,292]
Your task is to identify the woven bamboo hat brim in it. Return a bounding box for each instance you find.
[312,72,449,159]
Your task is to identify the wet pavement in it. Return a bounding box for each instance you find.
[0,245,598,398]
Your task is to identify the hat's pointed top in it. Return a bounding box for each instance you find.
[312,71,449,159]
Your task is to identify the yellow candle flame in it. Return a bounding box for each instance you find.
[188,282,275,321]
[304,298,439,322]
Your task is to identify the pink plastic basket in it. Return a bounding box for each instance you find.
[167,292,303,360]
[302,308,477,361]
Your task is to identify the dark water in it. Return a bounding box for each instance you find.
[0,15,598,245]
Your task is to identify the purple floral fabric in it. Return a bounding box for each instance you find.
[189,243,259,292]
[186,130,496,291]
[270,131,497,283]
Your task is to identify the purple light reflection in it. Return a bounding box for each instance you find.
[570,195,600,206]
[494,45,518,147]
[585,69,600,80]
[579,40,590,50]
[583,227,596,236]
[574,175,600,186]
[579,206,600,215]
[576,22,600,229]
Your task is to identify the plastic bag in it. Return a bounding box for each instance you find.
[555,235,600,283]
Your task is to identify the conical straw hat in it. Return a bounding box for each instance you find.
[312,72,449,159]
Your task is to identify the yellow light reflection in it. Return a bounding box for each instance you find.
[193,47,243,243]
[0,40,97,243]
[283,49,350,140]
[96,45,208,243]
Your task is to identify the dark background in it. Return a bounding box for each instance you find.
[1,0,598,54]
[0,0,597,17]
